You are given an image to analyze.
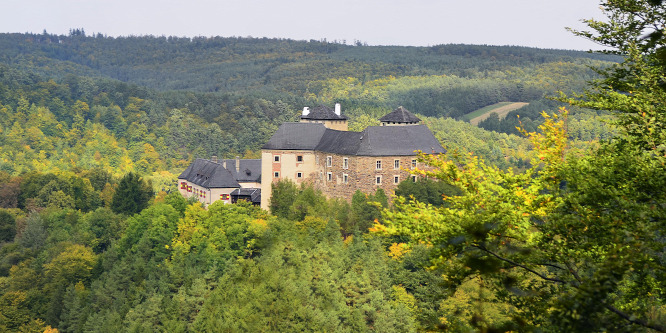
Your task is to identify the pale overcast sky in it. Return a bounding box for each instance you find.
[2,0,606,50]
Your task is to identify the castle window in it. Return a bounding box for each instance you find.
[316,155,319,165]
[411,175,418,182]
[411,159,417,169]
[274,171,280,178]
[326,156,332,167]
[327,172,332,182]
[274,155,280,162]
[376,160,382,170]
[394,159,400,169]
[343,157,348,169]
[297,172,303,178]
[394,175,400,184]
[376,175,382,185]
[343,173,348,184]
[297,155,303,162]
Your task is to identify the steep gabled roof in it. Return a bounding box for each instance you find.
[315,129,363,155]
[314,125,445,156]
[379,106,421,123]
[263,122,444,156]
[223,159,261,183]
[300,105,348,120]
[356,125,444,156]
[262,122,328,150]
[177,159,240,189]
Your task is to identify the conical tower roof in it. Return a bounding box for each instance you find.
[379,106,421,124]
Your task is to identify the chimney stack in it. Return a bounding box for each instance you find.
[302,107,310,116]
[222,160,227,168]
[335,103,341,116]
[211,155,218,163]
[235,156,240,172]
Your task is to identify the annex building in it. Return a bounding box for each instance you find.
[177,157,261,205]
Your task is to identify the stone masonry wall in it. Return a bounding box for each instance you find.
[314,152,425,201]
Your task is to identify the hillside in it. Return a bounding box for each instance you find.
[0,32,620,179]
[0,32,619,93]
[0,32,621,124]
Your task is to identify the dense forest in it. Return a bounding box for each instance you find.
[1,0,665,331]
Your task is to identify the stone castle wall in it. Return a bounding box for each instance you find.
[314,152,422,199]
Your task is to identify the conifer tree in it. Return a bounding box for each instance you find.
[110,172,153,215]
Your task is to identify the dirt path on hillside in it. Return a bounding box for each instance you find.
[470,102,529,125]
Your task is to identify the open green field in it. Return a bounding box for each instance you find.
[466,102,530,125]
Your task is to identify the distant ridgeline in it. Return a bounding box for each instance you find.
[0,32,617,178]
[0,32,619,94]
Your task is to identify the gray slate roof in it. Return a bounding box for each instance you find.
[379,106,421,123]
[230,188,261,204]
[178,159,240,189]
[356,125,444,156]
[264,123,445,156]
[262,122,328,150]
[300,105,348,120]
[223,159,261,183]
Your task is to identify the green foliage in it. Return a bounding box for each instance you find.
[110,172,153,215]
[44,243,97,288]
[192,219,421,332]
[0,209,16,242]
[0,178,454,332]
[341,190,386,236]
[163,191,190,216]
[394,178,461,207]
[269,179,299,218]
[84,207,124,253]
[380,105,666,330]
[269,179,331,222]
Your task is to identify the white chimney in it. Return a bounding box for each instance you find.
[211,155,218,163]
[335,103,341,116]
[302,107,310,116]
[235,156,240,172]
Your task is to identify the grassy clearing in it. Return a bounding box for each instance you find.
[466,102,530,125]
[462,102,513,121]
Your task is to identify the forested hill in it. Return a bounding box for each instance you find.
[0,31,619,179]
[0,31,622,138]
[0,32,619,94]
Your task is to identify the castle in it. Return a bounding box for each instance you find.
[178,104,445,209]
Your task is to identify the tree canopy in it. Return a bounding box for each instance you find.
[377,1,666,331]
